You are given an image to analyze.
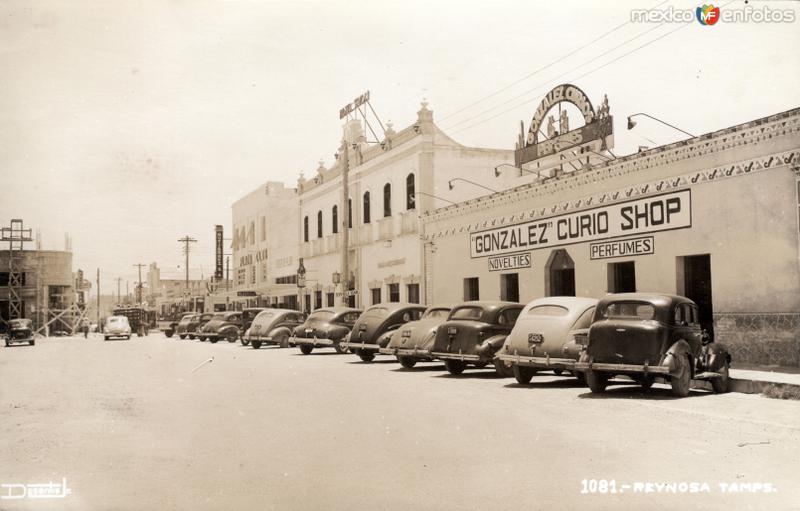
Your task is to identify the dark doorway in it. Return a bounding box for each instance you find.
[680,254,714,339]
[500,273,519,302]
[608,262,636,293]
[546,249,576,296]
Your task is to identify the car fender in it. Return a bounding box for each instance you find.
[704,342,731,371]
[478,335,508,357]
[663,339,693,376]
[268,326,292,339]
[218,325,239,336]
[377,331,394,348]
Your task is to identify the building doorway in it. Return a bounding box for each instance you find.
[678,254,714,339]
[608,261,636,293]
[500,273,520,302]
[546,249,575,297]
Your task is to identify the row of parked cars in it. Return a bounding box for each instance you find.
[169,293,732,397]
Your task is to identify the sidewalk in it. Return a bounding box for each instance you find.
[690,364,800,396]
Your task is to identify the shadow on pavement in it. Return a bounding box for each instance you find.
[390,364,447,372]
[576,382,714,400]
[503,378,587,390]
[434,370,508,380]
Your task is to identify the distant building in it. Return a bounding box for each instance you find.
[146,262,208,317]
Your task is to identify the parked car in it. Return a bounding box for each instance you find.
[198,311,243,343]
[197,312,215,334]
[574,293,731,396]
[341,303,427,362]
[430,301,524,375]
[4,318,34,347]
[378,304,453,367]
[243,309,305,349]
[112,306,149,336]
[495,297,598,384]
[289,307,362,355]
[104,315,132,341]
[175,314,201,340]
[240,307,268,346]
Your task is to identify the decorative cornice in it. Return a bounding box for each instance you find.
[424,148,800,240]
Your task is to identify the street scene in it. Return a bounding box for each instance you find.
[2,0,800,510]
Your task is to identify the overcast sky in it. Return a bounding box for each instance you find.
[1,0,798,290]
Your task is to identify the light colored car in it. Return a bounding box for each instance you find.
[378,305,453,368]
[242,309,305,349]
[495,296,597,384]
[104,316,132,341]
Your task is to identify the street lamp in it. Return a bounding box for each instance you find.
[494,163,541,179]
[447,178,497,193]
[411,191,456,206]
[627,113,695,138]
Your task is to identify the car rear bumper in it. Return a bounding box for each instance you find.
[290,336,336,347]
[382,347,434,359]
[341,341,380,352]
[496,353,577,370]
[432,351,482,362]
[573,361,670,374]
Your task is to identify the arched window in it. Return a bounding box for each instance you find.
[317,210,323,238]
[348,198,353,228]
[406,173,415,210]
[303,216,309,242]
[383,183,392,217]
[363,191,371,224]
[332,205,339,234]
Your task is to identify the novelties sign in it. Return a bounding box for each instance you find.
[470,190,691,258]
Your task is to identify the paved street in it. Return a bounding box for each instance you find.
[1,334,799,511]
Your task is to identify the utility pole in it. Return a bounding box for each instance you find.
[115,277,122,305]
[226,256,230,291]
[133,263,145,305]
[96,268,100,325]
[178,236,198,291]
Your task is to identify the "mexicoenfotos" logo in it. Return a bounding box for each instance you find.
[696,4,721,25]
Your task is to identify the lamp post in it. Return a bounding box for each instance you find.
[627,113,695,138]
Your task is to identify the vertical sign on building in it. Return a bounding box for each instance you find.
[215,225,224,280]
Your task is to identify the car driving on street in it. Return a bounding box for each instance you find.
[4,318,35,347]
[104,315,132,341]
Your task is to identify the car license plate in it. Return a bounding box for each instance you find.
[402,330,411,338]
[528,333,544,344]
[305,328,313,333]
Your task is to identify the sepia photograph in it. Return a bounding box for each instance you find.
[1,0,799,509]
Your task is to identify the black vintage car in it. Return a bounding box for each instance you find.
[175,314,200,339]
[431,301,524,375]
[289,307,362,355]
[341,303,427,362]
[198,311,243,343]
[239,307,268,346]
[574,293,731,397]
[243,309,305,349]
[378,304,453,367]
[4,318,35,347]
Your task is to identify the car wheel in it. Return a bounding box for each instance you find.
[125,336,131,340]
[165,331,174,338]
[334,342,349,354]
[444,359,466,375]
[251,340,262,349]
[179,334,187,340]
[493,359,514,377]
[274,332,290,349]
[585,371,609,393]
[711,359,730,394]
[209,337,218,344]
[398,356,417,368]
[513,365,536,384]
[357,350,375,362]
[188,334,195,340]
[575,372,586,385]
[104,336,109,341]
[29,339,35,346]
[225,331,237,343]
[240,337,250,346]
[300,344,313,355]
[670,354,692,397]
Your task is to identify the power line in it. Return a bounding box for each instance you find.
[438,0,671,123]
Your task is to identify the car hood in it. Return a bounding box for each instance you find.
[387,317,444,350]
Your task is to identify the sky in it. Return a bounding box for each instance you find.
[1,0,799,291]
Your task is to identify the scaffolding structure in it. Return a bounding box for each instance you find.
[1,219,33,321]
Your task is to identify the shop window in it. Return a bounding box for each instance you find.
[607,262,636,293]
[407,283,420,304]
[326,292,334,307]
[332,205,338,234]
[363,192,371,224]
[317,210,323,238]
[314,290,322,309]
[388,283,400,302]
[371,287,381,305]
[383,183,392,217]
[545,249,575,297]
[406,173,415,210]
[303,216,309,242]
[500,273,519,302]
[463,277,479,301]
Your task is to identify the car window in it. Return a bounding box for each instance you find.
[341,312,360,323]
[309,311,335,321]
[366,307,389,317]
[572,307,596,329]
[527,305,569,317]
[423,308,450,319]
[603,302,655,320]
[690,305,699,325]
[450,307,483,321]
[674,305,687,325]
[498,308,521,325]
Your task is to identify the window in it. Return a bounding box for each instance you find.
[603,302,655,320]
[332,205,338,234]
[314,291,322,309]
[303,216,309,242]
[500,273,519,302]
[260,217,266,242]
[371,287,381,305]
[572,307,596,329]
[608,261,636,293]
[383,183,392,217]
[406,173,415,210]
[326,292,334,306]
[0,272,26,287]
[527,305,569,317]
[363,191,371,224]
[406,283,420,304]
[348,198,353,228]
[451,306,483,320]
[388,283,400,302]
[317,210,323,238]
[463,277,479,301]
[275,275,297,285]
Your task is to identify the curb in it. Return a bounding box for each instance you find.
[691,378,800,395]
